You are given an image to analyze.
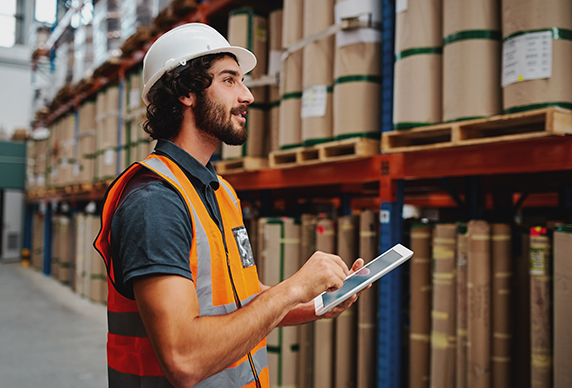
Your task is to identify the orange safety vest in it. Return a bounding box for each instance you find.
[94,154,269,388]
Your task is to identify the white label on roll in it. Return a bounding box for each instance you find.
[130,89,141,110]
[268,50,282,78]
[104,148,114,166]
[502,31,552,87]
[335,0,382,47]
[301,85,328,118]
[73,163,80,177]
[396,0,408,14]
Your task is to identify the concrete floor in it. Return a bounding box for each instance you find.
[0,261,107,387]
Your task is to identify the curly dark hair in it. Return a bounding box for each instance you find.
[143,52,237,140]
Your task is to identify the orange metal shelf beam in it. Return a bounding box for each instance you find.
[400,137,572,179]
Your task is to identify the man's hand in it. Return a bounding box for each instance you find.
[318,258,371,320]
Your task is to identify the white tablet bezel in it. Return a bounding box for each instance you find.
[314,243,413,316]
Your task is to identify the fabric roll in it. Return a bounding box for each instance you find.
[442,0,502,122]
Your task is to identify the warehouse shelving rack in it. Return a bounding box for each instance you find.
[25,0,572,387]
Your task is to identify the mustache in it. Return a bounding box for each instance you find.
[230,104,249,116]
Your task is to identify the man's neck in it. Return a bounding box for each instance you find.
[171,123,219,166]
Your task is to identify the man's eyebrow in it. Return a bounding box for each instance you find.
[218,69,241,77]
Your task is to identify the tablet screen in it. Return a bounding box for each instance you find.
[321,249,405,308]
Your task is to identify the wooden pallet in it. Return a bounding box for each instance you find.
[269,137,380,168]
[382,107,572,153]
[214,157,268,174]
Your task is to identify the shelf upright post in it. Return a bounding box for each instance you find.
[117,70,126,176]
[42,201,54,276]
[378,176,405,388]
[378,0,404,386]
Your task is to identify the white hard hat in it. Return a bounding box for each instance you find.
[141,23,257,105]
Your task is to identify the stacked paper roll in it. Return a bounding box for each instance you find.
[268,9,283,153]
[501,0,572,113]
[301,0,334,146]
[467,220,492,388]
[443,0,502,122]
[491,224,512,388]
[333,0,382,139]
[409,223,433,388]
[529,227,552,388]
[298,214,318,388]
[279,0,303,149]
[430,224,457,388]
[356,210,379,388]
[456,224,469,388]
[313,218,336,388]
[261,218,301,388]
[227,8,268,79]
[394,0,442,130]
[77,100,96,184]
[335,215,359,388]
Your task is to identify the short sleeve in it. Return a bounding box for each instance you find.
[111,178,194,294]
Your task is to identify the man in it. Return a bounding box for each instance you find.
[95,23,366,388]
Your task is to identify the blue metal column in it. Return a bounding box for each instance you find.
[378,0,403,386]
[378,180,405,388]
[42,202,53,275]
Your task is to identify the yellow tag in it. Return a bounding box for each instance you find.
[518,74,524,82]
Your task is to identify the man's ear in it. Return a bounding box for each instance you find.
[178,93,195,107]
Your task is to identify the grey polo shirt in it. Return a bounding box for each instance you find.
[110,139,223,299]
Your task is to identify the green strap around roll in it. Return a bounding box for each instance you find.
[395,47,443,62]
[333,74,382,85]
[504,102,572,114]
[443,29,502,46]
[503,27,572,42]
[393,122,438,131]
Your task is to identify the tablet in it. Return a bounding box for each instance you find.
[314,243,413,316]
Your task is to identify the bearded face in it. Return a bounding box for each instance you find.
[193,91,249,146]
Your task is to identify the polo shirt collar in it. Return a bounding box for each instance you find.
[154,139,220,190]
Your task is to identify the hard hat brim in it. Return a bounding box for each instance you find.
[141,46,257,105]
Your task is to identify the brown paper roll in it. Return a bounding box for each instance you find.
[491,224,512,388]
[456,224,469,388]
[502,0,572,112]
[409,223,433,388]
[396,0,442,51]
[228,9,268,79]
[467,220,491,388]
[442,0,502,122]
[298,214,318,388]
[314,217,336,388]
[529,227,552,388]
[553,229,572,388]
[356,210,379,388]
[302,0,334,146]
[430,224,457,388]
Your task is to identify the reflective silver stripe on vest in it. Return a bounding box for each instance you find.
[218,178,240,212]
[194,345,269,388]
[140,158,243,317]
[109,366,174,388]
[108,311,147,337]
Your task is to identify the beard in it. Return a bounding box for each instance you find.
[194,93,249,146]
